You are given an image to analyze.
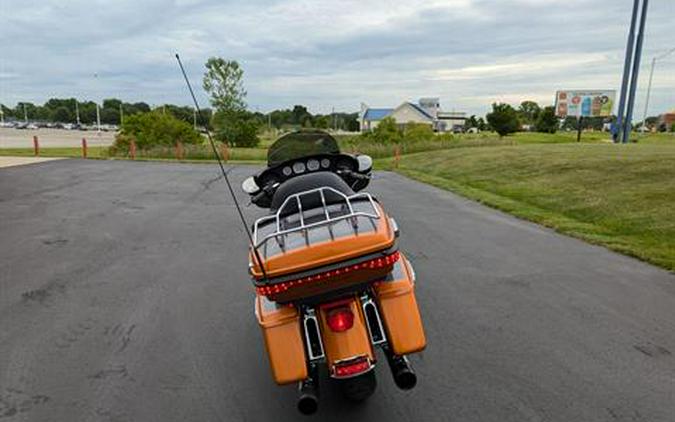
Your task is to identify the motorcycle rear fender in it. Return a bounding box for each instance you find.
[317,296,375,376]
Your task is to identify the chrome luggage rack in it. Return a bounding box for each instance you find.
[253,187,381,255]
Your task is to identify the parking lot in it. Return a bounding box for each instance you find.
[0,127,116,148]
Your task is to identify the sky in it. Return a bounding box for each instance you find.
[0,0,673,116]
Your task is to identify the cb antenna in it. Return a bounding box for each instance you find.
[175,53,268,281]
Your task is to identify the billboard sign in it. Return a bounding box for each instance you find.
[555,90,616,118]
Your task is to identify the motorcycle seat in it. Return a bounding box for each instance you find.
[270,172,356,215]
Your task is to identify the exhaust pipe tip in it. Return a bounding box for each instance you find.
[386,353,417,390]
[393,366,417,390]
[297,392,318,415]
[298,370,319,416]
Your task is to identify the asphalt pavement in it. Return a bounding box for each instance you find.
[1,160,674,422]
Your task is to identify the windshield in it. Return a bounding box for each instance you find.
[267,130,340,166]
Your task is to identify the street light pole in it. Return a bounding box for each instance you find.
[641,47,675,134]
[94,73,101,134]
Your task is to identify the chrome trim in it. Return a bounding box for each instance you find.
[361,294,388,346]
[302,309,325,362]
[253,187,381,249]
[389,217,400,238]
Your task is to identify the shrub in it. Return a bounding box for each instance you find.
[535,106,559,134]
[365,116,403,143]
[112,110,202,151]
[486,103,520,137]
[212,110,260,147]
[403,122,435,142]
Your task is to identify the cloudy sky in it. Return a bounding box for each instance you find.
[1,0,673,116]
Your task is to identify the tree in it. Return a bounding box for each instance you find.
[203,57,246,112]
[113,110,202,150]
[535,106,558,133]
[466,115,479,129]
[486,103,520,137]
[52,106,72,123]
[518,101,541,125]
[212,110,260,147]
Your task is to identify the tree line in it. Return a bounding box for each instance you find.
[0,97,358,133]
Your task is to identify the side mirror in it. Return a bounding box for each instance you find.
[356,155,373,173]
[241,176,260,194]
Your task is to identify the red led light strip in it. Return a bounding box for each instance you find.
[256,250,400,296]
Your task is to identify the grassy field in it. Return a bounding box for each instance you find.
[382,136,675,271]
[0,146,108,158]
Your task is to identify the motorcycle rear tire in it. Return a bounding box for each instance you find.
[339,370,377,402]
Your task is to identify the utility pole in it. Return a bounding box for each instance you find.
[641,47,675,134]
[23,103,28,123]
[119,103,124,126]
[615,0,640,143]
[616,0,649,144]
[622,0,649,144]
[75,101,80,125]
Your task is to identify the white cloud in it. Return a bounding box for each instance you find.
[0,0,673,116]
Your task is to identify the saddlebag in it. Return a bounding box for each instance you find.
[375,254,426,355]
[255,295,308,384]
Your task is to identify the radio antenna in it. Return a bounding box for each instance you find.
[175,53,268,281]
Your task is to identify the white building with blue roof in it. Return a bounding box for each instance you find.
[359,98,466,133]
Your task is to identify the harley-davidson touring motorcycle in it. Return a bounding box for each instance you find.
[241,130,426,414]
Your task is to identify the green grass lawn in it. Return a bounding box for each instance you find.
[382,140,675,271]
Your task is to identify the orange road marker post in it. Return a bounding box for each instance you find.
[176,141,184,160]
[130,140,136,160]
[220,143,229,162]
[33,136,39,156]
[81,138,88,158]
[394,145,400,169]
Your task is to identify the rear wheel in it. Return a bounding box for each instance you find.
[339,370,377,402]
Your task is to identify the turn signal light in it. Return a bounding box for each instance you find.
[334,358,371,378]
[326,307,354,332]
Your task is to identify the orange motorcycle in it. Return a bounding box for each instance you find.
[241,130,426,414]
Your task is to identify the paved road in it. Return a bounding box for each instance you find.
[1,160,674,422]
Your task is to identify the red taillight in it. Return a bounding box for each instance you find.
[255,251,400,296]
[334,358,371,378]
[326,307,354,332]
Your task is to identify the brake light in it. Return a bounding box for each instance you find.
[326,307,354,332]
[334,358,371,378]
[255,250,400,296]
